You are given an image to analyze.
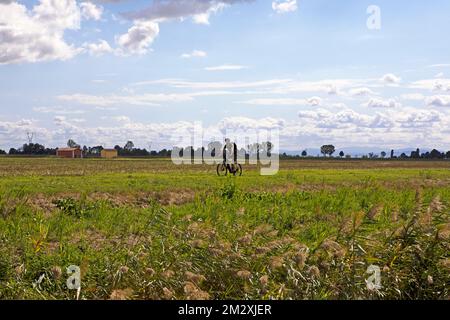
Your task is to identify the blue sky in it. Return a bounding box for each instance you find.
[1,0,450,153]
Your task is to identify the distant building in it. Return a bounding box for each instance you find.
[101,148,118,159]
[56,147,83,158]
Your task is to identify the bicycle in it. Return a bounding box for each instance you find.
[217,162,242,176]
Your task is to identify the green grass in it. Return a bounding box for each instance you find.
[0,158,449,300]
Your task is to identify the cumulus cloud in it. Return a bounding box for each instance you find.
[298,108,394,129]
[0,0,82,64]
[410,79,450,91]
[84,39,113,56]
[364,98,401,108]
[272,0,297,14]
[348,87,374,97]
[426,95,450,107]
[115,20,160,55]
[381,73,401,84]
[218,116,285,132]
[181,50,207,58]
[80,2,103,21]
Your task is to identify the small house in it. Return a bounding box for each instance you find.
[101,148,118,159]
[56,147,83,158]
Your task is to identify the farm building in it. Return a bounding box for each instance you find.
[101,148,118,158]
[56,147,83,158]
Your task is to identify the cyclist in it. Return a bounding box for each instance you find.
[223,138,238,173]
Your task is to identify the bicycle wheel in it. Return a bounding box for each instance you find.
[216,163,228,176]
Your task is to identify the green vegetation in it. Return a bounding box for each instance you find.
[0,158,449,299]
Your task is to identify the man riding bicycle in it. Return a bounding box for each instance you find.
[223,138,238,174]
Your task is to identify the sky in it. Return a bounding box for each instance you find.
[1,0,450,153]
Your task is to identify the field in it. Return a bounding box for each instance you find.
[0,157,449,300]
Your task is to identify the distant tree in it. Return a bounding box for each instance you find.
[339,151,344,158]
[380,151,387,158]
[124,141,135,152]
[446,151,450,159]
[0,149,6,155]
[390,149,394,158]
[400,152,408,159]
[67,139,80,148]
[410,148,420,159]
[9,148,17,155]
[320,145,336,157]
[301,150,307,157]
[90,146,103,155]
[22,143,46,155]
[430,149,443,159]
[345,154,351,159]
[368,152,374,159]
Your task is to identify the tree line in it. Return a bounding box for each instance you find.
[280,145,450,159]
[1,141,450,160]
[1,140,171,157]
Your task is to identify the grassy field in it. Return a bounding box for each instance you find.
[0,157,449,300]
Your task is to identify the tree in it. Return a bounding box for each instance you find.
[301,150,307,157]
[320,145,336,157]
[124,141,135,152]
[0,149,6,155]
[67,139,79,148]
[22,143,46,155]
[380,151,386,158]
[410,148,420,159]
[390,149,394,158]
[430,149,443,159]
[339,151,344,158]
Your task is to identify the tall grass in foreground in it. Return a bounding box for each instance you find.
[0,176,448,300]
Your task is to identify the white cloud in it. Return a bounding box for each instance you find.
[427,63,450,68]
[57,92,194,107]
[33,106,85,115]
[239,97,321,106]
[136,78,291,89]
[272,0,297,14]
[181,50,207,58]
[80,2,103,21]
[348,87,374,97]
[192,2,226,25]
[307,96,322,106]
[84,39,113,56]
[426,95,450,107]
[410,79,450,91]
[381,73,401,84]
[0,0,82,64]
[218,116,285,132]
[204,64,248,71]
[364,98,401,108]
[116,20,160,55]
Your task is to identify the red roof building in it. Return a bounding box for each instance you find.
[56,147,83,158]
